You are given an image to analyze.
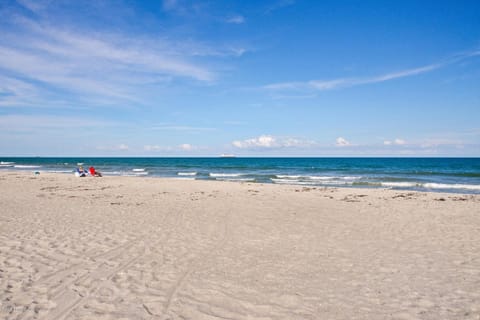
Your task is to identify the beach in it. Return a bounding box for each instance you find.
[1,171,479,320]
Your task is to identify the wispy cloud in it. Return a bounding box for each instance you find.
[265,0,296,14]
[162,0,179,12]
[144,145,172,152]
[263,50,479,94]
[16,0,45,14]
[143,143,201,152]
[264,63,442,93]
[150,125,216,132]
[232,135,316,149]
[1,18,214,79]
[0,4,247,109]
[226,15,245,24]
[0,114,117,131]
[96,144,129,151]
[384,138,406,146]
[161,0,209,17]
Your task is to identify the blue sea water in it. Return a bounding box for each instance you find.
[1,157,480,194]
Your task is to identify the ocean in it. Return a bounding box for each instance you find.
[1,157,479,194]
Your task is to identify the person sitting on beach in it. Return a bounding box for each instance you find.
[75,166,88,177]
[89,166,102,177]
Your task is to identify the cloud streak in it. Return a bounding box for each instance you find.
[0,18,214,84]
[263,50,479,93]
[0,5,247,109]
[264,63,442,93]
[150,125,216,132]
[226,15,245,24]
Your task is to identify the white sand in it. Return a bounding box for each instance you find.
[1,171,479,320]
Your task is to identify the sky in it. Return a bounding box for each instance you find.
[0,0,479,156]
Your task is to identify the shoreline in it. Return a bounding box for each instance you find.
[2,157,479,195]
[1,171,479,319]
[2,168,480,195]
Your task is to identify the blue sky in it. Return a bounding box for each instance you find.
[0,0,479,156]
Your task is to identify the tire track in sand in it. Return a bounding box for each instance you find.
[40,195,191,320]
[39,242,146,320]
[161,202,232,320]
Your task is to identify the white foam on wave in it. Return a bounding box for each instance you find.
[272,178,318,185]
[276,180,327,185]
[423,183,480,190]
[272,178,299,184]
[132,168,146,172]
[216,178,255,182]
[380,181,480,190]
[178,172,197,176]
[14,165,41,169]
[381,182,418,188]
[323,180,355,185]
[120,171,149,176]
[0,161,15,165]
[276,175,361,181]
[121,173,148,177]
[272,177,354,185]
[271,176,480,192]
[276,175,301,179]
[341,176,361,180]
[102,171,122,175]
[209,173,243,177]
[306,176,334,180]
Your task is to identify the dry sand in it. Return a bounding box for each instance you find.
[0,171,479,320]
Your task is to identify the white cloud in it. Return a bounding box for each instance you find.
[144,143,198,152]
[95,143,130,152]
[144,145,173,152]
[232,135,315,149]
[118,144,129,150]
[335,137,351,147]
[226,15,245,24]
[96,144,129,151]
[384,138,406,146]
[233,135,277,148]
[179,143,193,151]
[144,145,159,151]
[282,138,311,147]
